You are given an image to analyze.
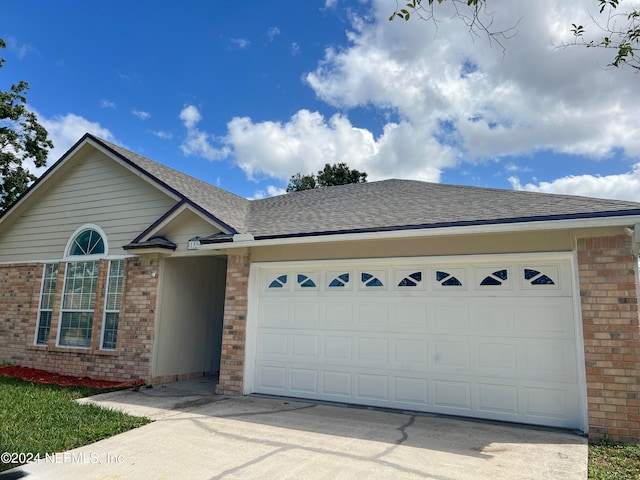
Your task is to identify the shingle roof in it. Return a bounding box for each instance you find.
[86,135,640,241]
[91,135,249,233]
[241,179,640,239]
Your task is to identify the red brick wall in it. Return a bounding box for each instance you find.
[216,251,250,395]
[577,235,640,443]
[0,254,160,383]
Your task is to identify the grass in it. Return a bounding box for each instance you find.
[589,439,640,479]
[0,376,150,472]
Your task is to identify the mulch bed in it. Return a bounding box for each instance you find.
[0,365,144,389]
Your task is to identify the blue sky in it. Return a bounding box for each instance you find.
[2,0,640,201]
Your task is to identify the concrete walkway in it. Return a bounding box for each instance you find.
[5,377,588,479]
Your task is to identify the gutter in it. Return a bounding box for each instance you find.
[197,214,640,251]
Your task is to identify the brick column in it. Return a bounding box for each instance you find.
[216,251,250,395]
[577,235,640,443]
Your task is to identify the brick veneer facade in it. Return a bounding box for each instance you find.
[577,234,640,443]
[0,254,160,382]
[216,251,251,395]
[3,235,640,442]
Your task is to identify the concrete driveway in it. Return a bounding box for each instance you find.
[6,377,587,480]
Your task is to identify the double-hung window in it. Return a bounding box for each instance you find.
[101,260,124,350]
[35,263,59,345]
[59,261,100,348]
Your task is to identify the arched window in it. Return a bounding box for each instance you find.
[65,226,107,257]
[69,229,105,255]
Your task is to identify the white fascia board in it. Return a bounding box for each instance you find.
[197,215,640,251]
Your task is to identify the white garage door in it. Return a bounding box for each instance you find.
[249,254,584,430]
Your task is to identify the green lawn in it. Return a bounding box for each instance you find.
[589,439,640,479]
[0,376,149,472]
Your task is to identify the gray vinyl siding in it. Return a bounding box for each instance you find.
[0,151,177,262]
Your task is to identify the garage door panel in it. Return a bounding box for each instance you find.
[393,377,429,405]
[292,302,320,326]
[258,332,288,357]
[516,300,575,336]
[325,303,353,326]
[258,366,287,391]
[291,334,319,359]
[525,384,574,419]
[252,255,582,430]
[394,339,428,366]
[520,340,578,382]
[477,383,519,414]
[392,302,428,328]
[358,303,389,327]
[433,380,472,410]
[323,335,353,361]
[433,341,471,370]
[432,304,469,330]
[357,337,389,363]
[356,374,389,401]
[260,301,290,327]
[290,368,318,394]
[476,343,517,372]
[321,370,352,397]
[470,304,516,331]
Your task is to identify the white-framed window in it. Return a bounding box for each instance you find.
[35,263,59,345]
[101,260,124,350]
[58,261,100,348]
[46,224,124,350]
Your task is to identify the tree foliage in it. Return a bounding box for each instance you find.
[0,38,53,212]
[390,0,640,71]
[570,0,640,71]
[286,163,368,192]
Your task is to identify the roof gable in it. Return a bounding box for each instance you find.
[4,134,640,250]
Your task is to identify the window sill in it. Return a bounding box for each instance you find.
[26,344,120,356]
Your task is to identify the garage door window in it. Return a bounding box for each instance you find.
[361,272,384,287]
[480,269,509,286]
[328,273,350,287]
[524,269,555,285]
[398,271,422,287]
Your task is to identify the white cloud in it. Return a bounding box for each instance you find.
[178,1,640,190]
[291,42,301,56]
[179,105,229,161]
[132,110,151,120]
[267,27,281,41]
[251,185,287,200]
[306,0,640,162]
[509,165,640,202]
[227,110,455,182]
[230,38,250,49]
[179,105,202,129]
[100,99,116,109]
[151,130,173,140]
[33,111,116,175]
[5,37,33,59]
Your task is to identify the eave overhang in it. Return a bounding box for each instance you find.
[197,211,640,251]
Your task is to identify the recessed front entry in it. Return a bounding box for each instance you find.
[248,254,584,431]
